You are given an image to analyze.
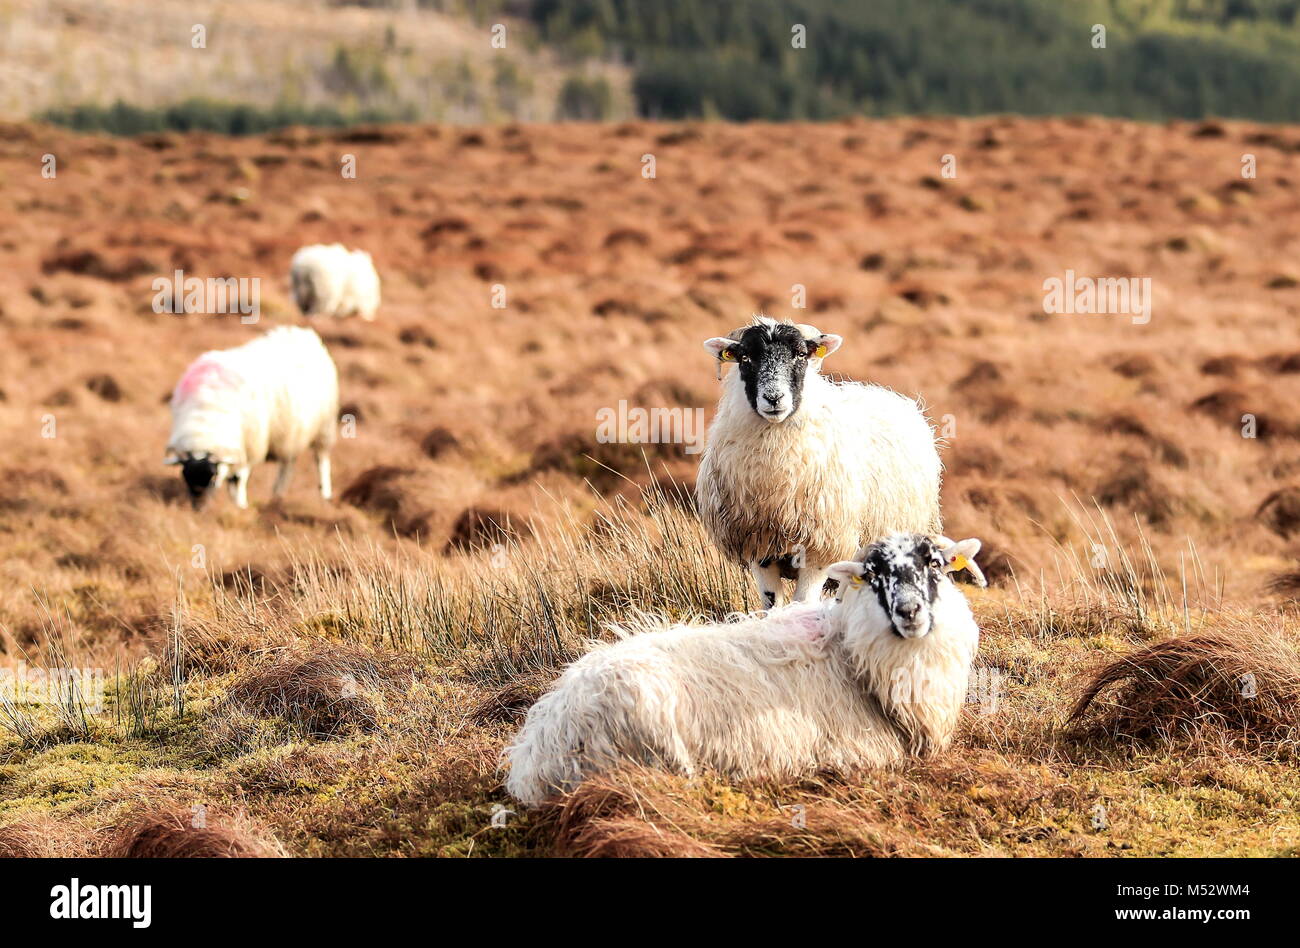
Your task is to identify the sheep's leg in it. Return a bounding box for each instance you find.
[316,449,332,501]
[793,566,831,603]
[230,467,251,509]
[751,560,786,611]
[272,460,294,498]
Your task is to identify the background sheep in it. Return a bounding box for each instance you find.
[289,244,381,321]
[697,316,943,608]
[164,326,339,509]
[504,533,982,807]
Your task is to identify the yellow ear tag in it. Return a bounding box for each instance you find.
[720,350,737,362]
[849,574,865,586]
[814,345,828,358]
[950,555,969,572]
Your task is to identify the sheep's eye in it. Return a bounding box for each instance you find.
[930,557,944,570]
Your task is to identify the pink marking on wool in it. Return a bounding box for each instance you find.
[173,356,244,402]
[765,604,828,642]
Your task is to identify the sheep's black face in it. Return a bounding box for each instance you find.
[181,457,219,509]
[862,534,945,639]
[291,273,318,317]
[726,323,818,423]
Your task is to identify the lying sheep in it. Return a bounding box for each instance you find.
[697,316,943,607]
[164,327,339,509]
[504,533,983,807]
[289,244,381,321]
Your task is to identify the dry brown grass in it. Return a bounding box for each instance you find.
[470,669,553,725]
[104,805,287,858]
[1070,628,1300,750]
[2,114,1298,664]
[3,115,1300,856]
[220,642,418,739]
[2,503,1299,856]
[539,767,951,858]
[0,814,74,857]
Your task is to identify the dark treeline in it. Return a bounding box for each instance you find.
[40,99,417,137]
[519,0,1300,120]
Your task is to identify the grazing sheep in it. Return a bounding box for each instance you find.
[164,327,339,509]
[504,533,983,807]
[289,244,381,321]
[697,316,943,607]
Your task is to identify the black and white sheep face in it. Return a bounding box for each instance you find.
[830,534,946,639]
[704,322,843,424]
[164,452,231,510]
[181,457,219,508]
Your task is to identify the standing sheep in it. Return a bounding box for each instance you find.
[164,327,339,509]
[504,533,984,807]
[289,244,381,321]
[697,316,942,607]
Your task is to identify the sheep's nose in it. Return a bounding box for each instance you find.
[761,391,782,407]
[896,601,921,620]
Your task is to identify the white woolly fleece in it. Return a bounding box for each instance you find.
[502,578,979,807]
[290,244,381,321]
[167,326,339,468]
[697,363,943,569]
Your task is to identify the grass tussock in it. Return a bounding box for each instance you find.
[538,766,953,858]
[215,642,419,743]
[542,771,727,857]
[0,815,72,857]
[1070,627,1300,750]
[470,671,554,725]
[105,806,287,858]
[234,486,753,686]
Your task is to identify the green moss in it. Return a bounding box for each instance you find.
[0,742,143,812]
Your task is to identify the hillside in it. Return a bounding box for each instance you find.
[0,116,1299,855]
[0,0,633,124]
[10,0,1300,134]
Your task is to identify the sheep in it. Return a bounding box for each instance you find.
[503,533,983,807]
[289,244,381,321]
[696,316,943,608]
[163,326,339,509]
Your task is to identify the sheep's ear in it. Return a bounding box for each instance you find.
[827,560,867,587]
[940,538,986,587]
[808,333,842,360]
[703,337,737,362]
[942,538,981,565]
